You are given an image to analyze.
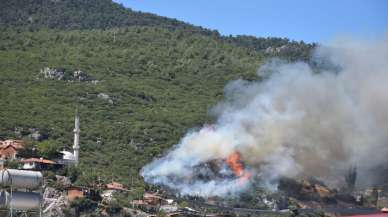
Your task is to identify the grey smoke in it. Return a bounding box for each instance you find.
[141,37,388,197]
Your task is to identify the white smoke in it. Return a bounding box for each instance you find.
[141,37,388,197]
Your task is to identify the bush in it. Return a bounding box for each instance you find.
[4,160,19,169]
[43,170,57,180]
[106,200,122,214]
[70,197,97,212]
[59,165,81,183]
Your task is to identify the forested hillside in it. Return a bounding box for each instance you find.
[226,35,315,61]
[0,0,208,32]
[0,0,314,60]
[0,0,315,196]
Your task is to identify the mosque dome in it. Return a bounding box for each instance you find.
[60,151,75,161]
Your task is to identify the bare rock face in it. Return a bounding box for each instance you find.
[40,67,65,80]
[264,44,309,58]
[55,175,72,187]
[28,128,42,141]
[13,127,23,138]
[13,127,45,140]
[73,70,88,81]
[39,67,97,83]
[98,93,114,104]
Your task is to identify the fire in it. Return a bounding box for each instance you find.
[225,151,252,184]
[226,152,244,176]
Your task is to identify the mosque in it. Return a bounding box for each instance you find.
[59,111,80,166]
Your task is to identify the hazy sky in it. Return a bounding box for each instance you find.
[113,0,387,43]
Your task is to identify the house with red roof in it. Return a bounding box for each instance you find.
[20,157,59,170]
[0,139,24,160]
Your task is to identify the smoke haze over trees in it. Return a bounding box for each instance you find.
[142,37,388,197]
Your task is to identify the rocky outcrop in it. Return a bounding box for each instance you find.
[28,128,42,141]
[42,187,67,217]
[265,45,289,54]
[55,175,72,187]
[40,67,65,80]
[39,67,97,83]
[73,70,89,82]
[97,93,113,104]
[12,127,46,140]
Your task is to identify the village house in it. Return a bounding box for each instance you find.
[67,186,85,201]
[130,192,187,216]
[0,139,25,169]
[0,139,24,160]
[101,181,129,203]
[20,157,59,170]
[106,181,126,191]
[66,186,100,202]
[142,192,174,206]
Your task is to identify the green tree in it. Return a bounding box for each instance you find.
[70,197,97,212]
[36,140,60,159]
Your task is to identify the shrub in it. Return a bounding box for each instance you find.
[70,197,97,212]
[106,200,122,214]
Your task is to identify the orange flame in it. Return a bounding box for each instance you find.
[226,152,244,177]
[226,152,252,185]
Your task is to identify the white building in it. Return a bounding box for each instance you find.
[58,111,80,166]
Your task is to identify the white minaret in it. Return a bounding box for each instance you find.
[73,110,80,166]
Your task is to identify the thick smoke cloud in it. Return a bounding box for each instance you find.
[141,37,388,197]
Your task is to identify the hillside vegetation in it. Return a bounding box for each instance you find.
[0,0,314,194]
[0,0,212,33]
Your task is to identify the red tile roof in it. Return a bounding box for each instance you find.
[106,182,126,191]
[21,158,56,164]
[0,139,24,159]
[0,146,17,158]
[67,189,84,201]
[0,140,24,149]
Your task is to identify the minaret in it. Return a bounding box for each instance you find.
[73,110,80,166]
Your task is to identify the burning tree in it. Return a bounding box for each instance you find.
[225,151,252,184]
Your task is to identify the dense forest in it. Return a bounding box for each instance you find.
[0,0,209,32]
[0,0,315,197]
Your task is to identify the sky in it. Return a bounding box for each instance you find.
[113,0,388,43]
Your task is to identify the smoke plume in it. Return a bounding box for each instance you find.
[141,37,388,197]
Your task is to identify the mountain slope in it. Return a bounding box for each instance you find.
[0,0,313,60]
[226,35,316,61]
[0,27,262,188]
[0,0,213,35]
[0,0,314,195]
